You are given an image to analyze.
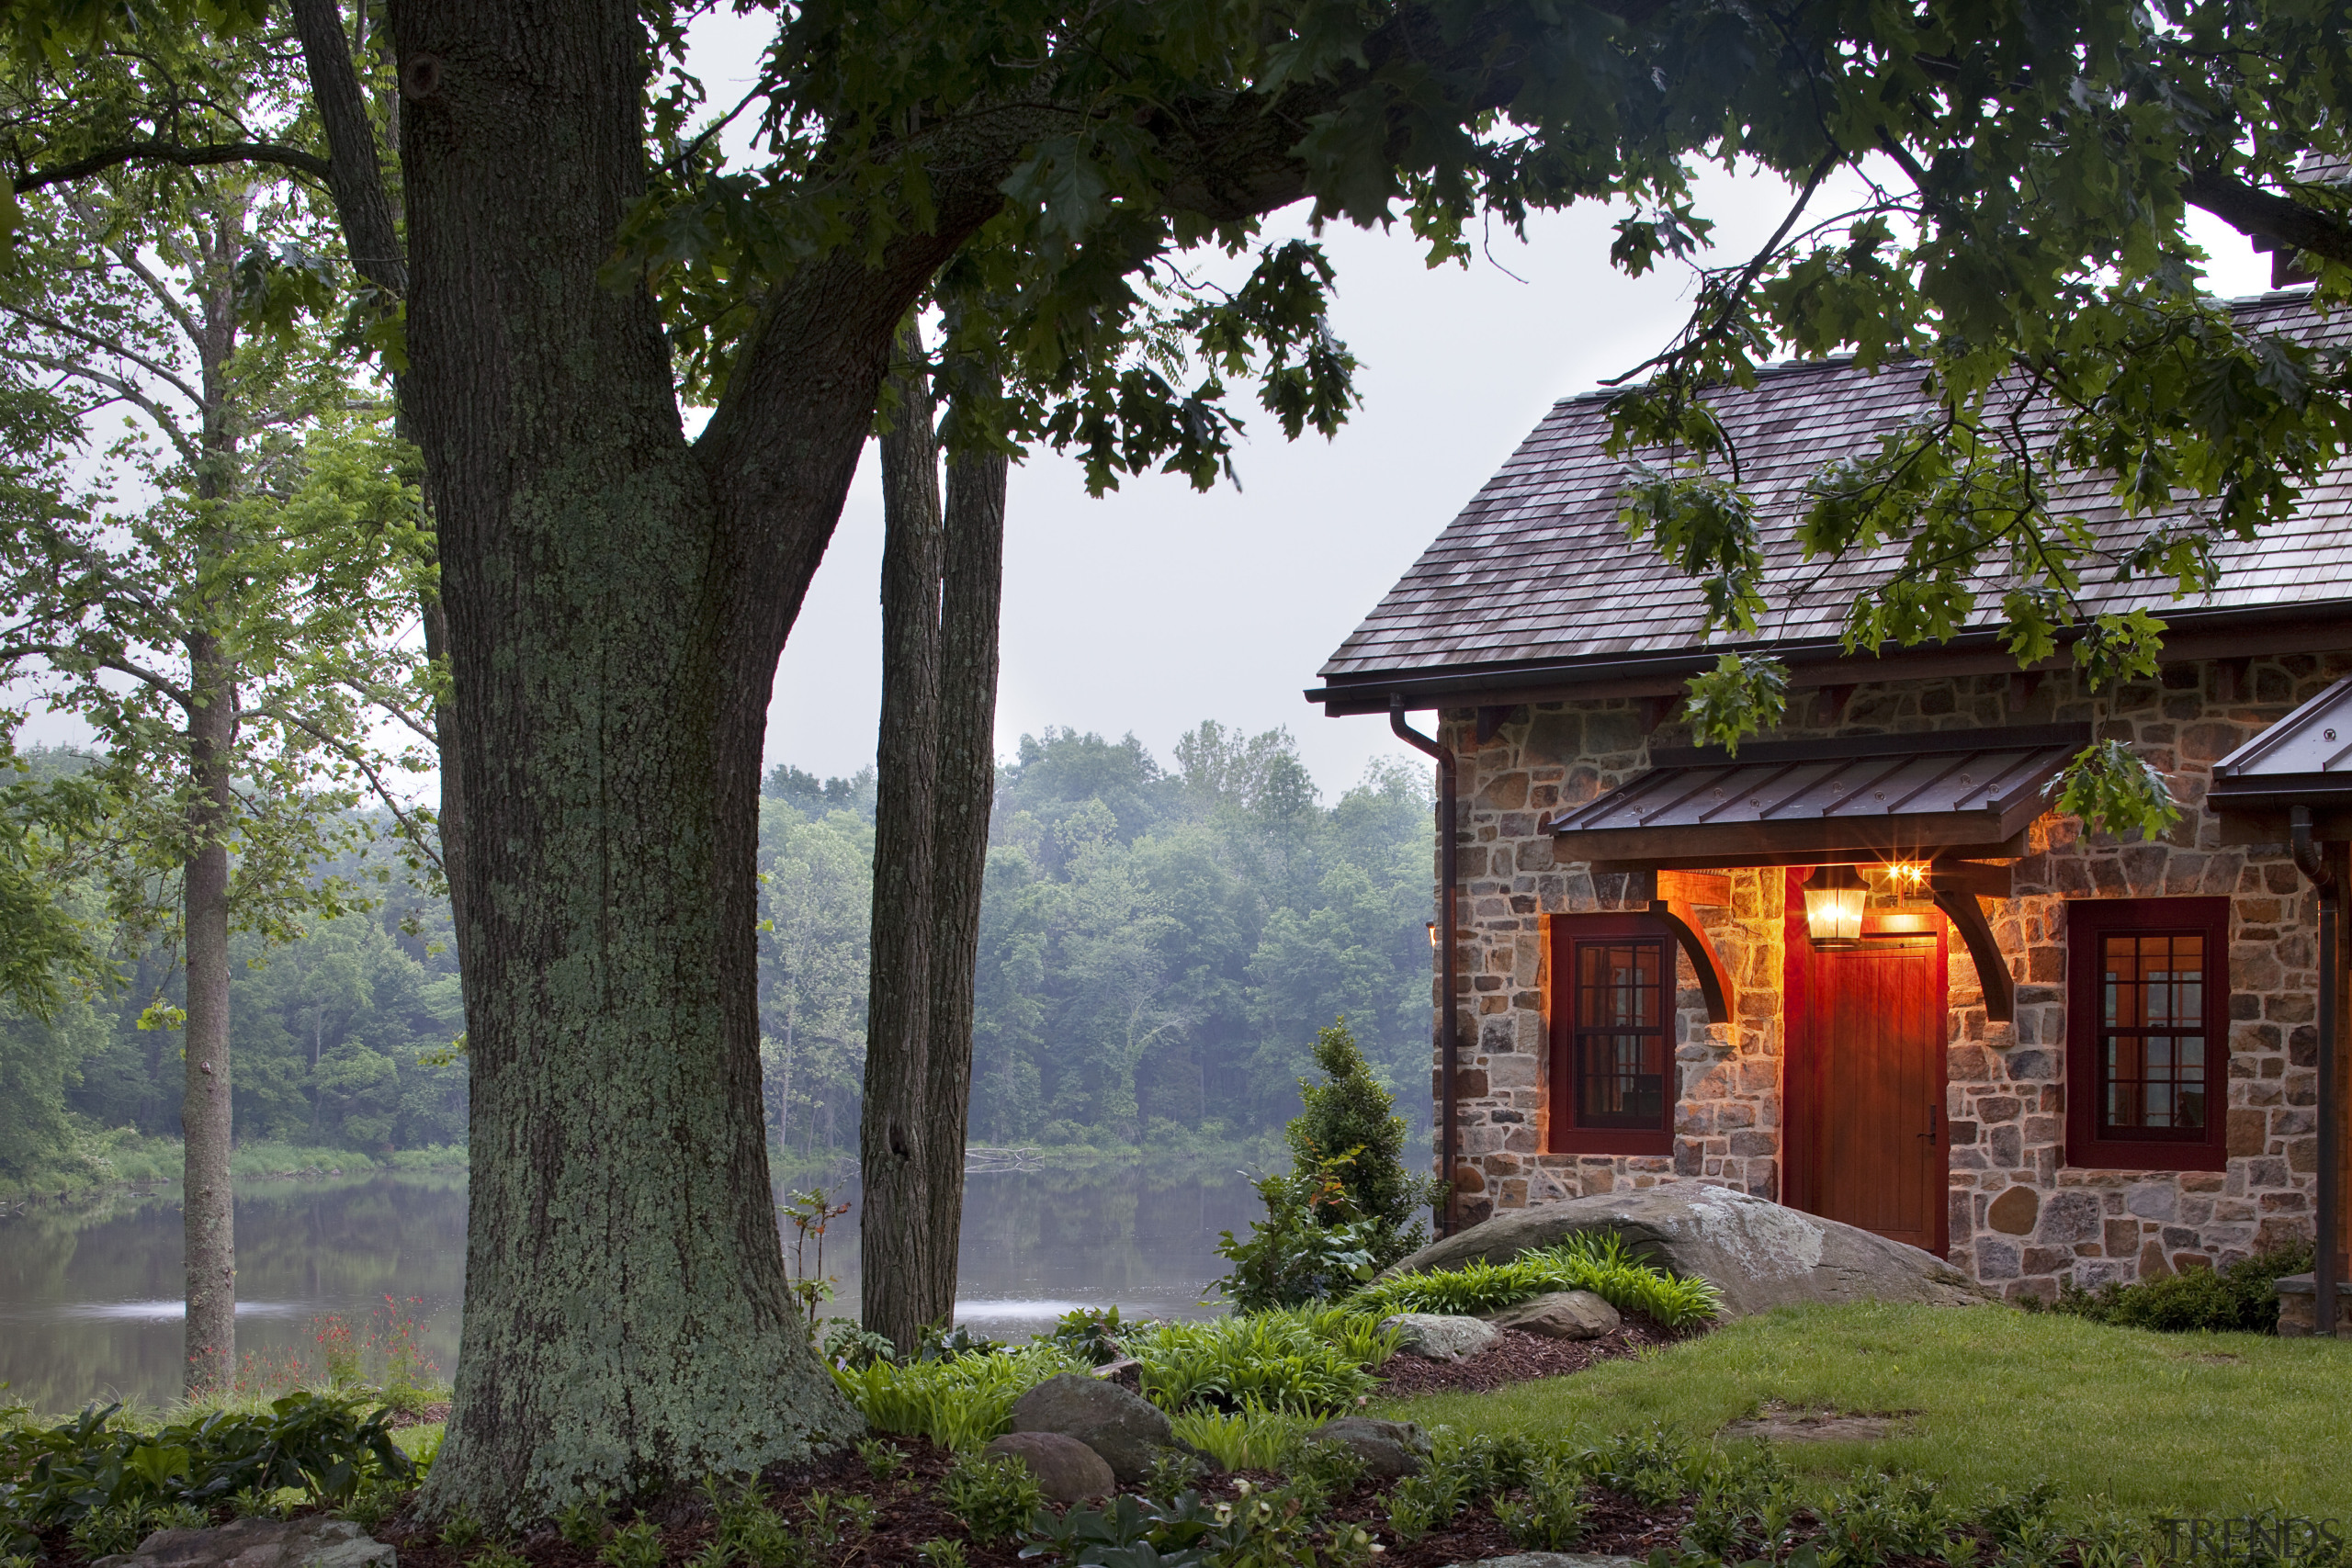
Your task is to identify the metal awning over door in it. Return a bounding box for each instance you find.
[1545,724,2089,867]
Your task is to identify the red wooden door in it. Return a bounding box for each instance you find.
[1783,872,1949,1255]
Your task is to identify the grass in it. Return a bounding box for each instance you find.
[1375,1301,2352,1518]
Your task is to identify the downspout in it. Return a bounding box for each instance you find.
[1392,696,1459,1236]
[2293,806,2340,1339]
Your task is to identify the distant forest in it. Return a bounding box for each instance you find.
[0,725,1437,1179]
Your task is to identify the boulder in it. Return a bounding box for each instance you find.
[1484,1290,1620,1339]
[1301,1416,1430,1479]
[1378,1313,1499,1361]
[983,1431,1116,1502]
[1382,1185,1987,1320]
[92,1517,395,1568]
[1012,1371,1182,1483]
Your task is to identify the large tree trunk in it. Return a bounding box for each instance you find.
[860,324,946,1353]
[917,397,1008,1326]
[392,0,888,1520]
[180,621,236,1396]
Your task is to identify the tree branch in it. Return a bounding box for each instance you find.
[14,138,333,196]
[2185,165,2352,265]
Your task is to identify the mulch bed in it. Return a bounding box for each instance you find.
[1371,1312,1699,1399]
[373,1435,1697,1568]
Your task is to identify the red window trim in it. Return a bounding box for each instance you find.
[1547,912,1676,1156]
[2064,897,2231,1173]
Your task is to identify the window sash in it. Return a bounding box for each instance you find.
[2096,931,2211,1141]
[1571,938,1668,1132]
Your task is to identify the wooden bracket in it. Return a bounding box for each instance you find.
[1815,683,1856,724]
[1648,897,1735,1025]
[1930,885,2014,1023]
[2216,656,2254,704]
[2007,670,2042,712]
[1475,705,1524,745]
[1638,694,1678,735]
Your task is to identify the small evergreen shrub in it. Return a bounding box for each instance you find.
[1285,1019,1445,1270]
[2038,1243,2313,1333]
[1351,1231,1722,1329]
[1209,1155,1383,1311]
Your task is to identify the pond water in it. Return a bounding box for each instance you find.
[0,1162,1261,1415]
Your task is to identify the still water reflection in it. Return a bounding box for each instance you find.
[0,1163,1257,1414]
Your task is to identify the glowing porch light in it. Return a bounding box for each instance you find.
[1803,863,1868,943]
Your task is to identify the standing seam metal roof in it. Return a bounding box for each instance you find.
[1318,293,2352,683]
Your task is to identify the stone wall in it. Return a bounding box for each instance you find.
[1440,651,2352,1298]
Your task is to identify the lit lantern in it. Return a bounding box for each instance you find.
[1804,863,1867,943]
[1426,920,1438,949]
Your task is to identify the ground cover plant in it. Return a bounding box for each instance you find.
[1351,1232,1724,1330]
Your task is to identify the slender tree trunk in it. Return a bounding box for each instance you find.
[860,322,946,1353]
[180,193,246,1399]
[916,395,1007,1327]
[181,618,237,1395]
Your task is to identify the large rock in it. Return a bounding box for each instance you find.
[93,1517,394,1568]
[1378,1312,1499,1360]
[1012,1371,1182,1483]
[983,1431,1116,1502]
[1302,1416,1430,1478]
[1383,1186,1987,1320]
[1485,1290,1620,1339]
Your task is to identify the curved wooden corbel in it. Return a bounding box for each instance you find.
[1930,886,2015,1023]
[1647,897,1735,1025]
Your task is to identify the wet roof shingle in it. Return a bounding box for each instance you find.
[1319,293,2352,683]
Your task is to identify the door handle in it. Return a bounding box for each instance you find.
[1919,1102,1939,1141]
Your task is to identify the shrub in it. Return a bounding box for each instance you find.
[1128,1309,1393,1415]
[1351,1231,1722,1329]
[831,1342,1078,1450]
[1285,1019,1444,1270]
[1210,1155,1383,1312]
[2039,1243,2313,1333]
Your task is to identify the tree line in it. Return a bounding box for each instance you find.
[1,722,1435,1184]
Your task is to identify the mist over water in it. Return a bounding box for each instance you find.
[0,1163,1258,1414]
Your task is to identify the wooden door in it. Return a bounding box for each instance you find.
[1783,871,1949,1255]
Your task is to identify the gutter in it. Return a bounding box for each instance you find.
[1308,601,2352,716]
[1390,695,1460,1238]
[2293,806,2343,1339]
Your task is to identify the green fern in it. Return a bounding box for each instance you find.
[1350,1230,1720,1329]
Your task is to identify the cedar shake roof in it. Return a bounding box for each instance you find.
[1313,292,2352,710]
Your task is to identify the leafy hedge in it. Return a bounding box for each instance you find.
[1350,1231,1722,1330]
[2037,1243,2314,1333]
[829,1342,1082,1450]
[1128,1308,1399,1416]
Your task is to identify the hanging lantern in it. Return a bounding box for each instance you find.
[1804,863,1867,943]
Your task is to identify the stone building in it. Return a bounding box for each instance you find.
[1306,293,2352,1302]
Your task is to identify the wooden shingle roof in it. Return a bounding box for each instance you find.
[1313,292,2352,714]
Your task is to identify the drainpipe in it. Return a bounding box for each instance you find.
[2293,806,2339,1339]
[1392,695,1459,1236]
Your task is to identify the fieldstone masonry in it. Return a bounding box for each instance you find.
[1436,651,2352,1301]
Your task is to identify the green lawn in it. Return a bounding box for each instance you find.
[1374,1303,2352,1518]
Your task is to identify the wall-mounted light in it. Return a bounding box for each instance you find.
[1426,920,1438,949]
[1803,863,1867,943]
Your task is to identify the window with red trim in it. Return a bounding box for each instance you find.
[2064,897,2230,1172]
[1548,913,1675,1155]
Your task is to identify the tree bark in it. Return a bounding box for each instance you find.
[391,0,884,1519]
[180,618,236,1396]
[860,321,946,1354]
[917,390,1008,1330]
[180,197,245,1398]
